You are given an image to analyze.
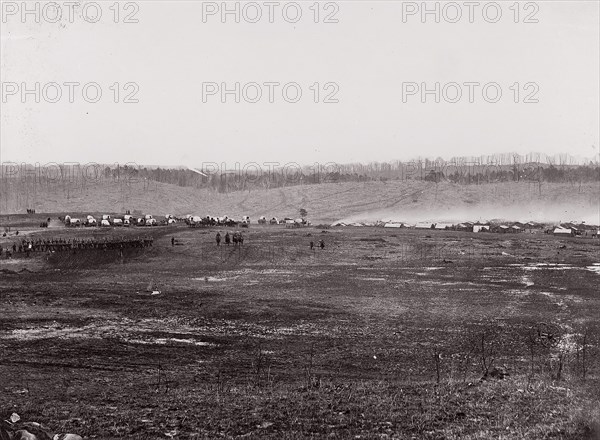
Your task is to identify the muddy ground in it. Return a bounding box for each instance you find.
[1,224,599,439]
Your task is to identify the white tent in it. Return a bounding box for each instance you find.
[415,222,433,229]
[384,222,403,228]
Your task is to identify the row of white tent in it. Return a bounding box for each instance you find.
[186,215,310,226]
[64,214,178,227]
[331,220,598,236]
[186,215,251,224]
[332,221,462,229]
[380,222,482,230]
[259,217,310,226]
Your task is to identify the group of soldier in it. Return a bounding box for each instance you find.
[310,240,326,250]
[1,229,327,260]
[0,236,154,258]
[214,232,325,250]
[215,231,244,246]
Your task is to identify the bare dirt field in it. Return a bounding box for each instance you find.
[1,222,599,439]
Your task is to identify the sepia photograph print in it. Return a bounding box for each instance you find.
[0,1,599,439]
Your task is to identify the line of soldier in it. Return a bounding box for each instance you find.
[0,236,153,257]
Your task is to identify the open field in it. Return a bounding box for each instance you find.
[1,180,598,224]
[1,223,600,439]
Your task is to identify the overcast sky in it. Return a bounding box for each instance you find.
[1,1,598,167]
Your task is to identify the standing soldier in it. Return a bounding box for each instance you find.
[319,240,325,250]
[216,232,222,246]
[171,237,175,247]
[310,241,314,250]
[225,232,231,245]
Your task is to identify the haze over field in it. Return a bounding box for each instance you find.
[1,180,598,225]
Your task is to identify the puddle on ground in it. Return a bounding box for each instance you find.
[126,338,215,347]
[586,263,600,275]
[537,291,582,306]
[259,269,295,275]
[357,277,387,281]
[7,325,98,341]
[3,322,217,347]
[486,263,600,277]
[1,316,335,343]
[194,276,229,282]
[521,275,534,287]
[522,263,574,271]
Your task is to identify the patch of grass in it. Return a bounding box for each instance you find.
[2,375,598,439]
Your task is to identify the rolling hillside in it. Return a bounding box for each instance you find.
[1,180,599,224]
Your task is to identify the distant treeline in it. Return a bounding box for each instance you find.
[1,153,599,193]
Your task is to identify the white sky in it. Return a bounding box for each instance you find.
[0,1,599,167]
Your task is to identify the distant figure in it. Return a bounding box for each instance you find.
[225,232,231,245]
[319,240,325,250]
[171,237,175,247]
[310,241,314,250]
[216,232,221,246]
